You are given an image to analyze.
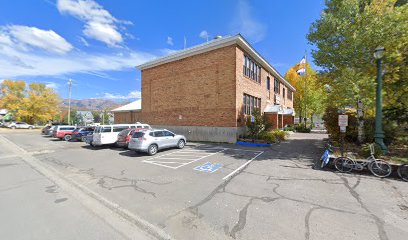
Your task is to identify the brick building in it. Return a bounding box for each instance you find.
[114,34,295,142]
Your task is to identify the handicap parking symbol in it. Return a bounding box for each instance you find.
[194,162,222,173]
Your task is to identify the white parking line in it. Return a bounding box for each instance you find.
[142,148,225,169]
[222,151,264,180]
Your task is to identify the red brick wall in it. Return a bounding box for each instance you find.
[265,113,278,129]
[283,115,294,127]
[140,45,237,127]
[235,47,294,127]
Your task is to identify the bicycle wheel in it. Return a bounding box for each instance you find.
[334,157,354,173]
[368,160,392,178]
[397,164,408,182]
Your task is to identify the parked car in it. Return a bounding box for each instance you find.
[41,125,52,134]
[8,122,35,129]
[91,123,151,146]
[43,123,68,135]
[128,129,186,155]
[52,125,76,141]
[85,132,94,145]
[71,126,95,142]
[46,126,57,136]
[116,128,148,148]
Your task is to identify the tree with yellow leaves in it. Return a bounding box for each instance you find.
[285,63,327,127]
[0,80,60,124]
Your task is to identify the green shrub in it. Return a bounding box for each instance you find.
[283,125,295,131]
[359,143,383,158]
[295,125,311,133]
[258,131,278,143]
[273,129,289,141]
[246,109,271,138]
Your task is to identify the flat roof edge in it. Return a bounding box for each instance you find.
[137,34,295,91]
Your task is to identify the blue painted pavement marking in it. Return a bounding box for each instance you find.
[194,162,222,173]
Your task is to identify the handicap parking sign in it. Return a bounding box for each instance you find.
[194,162,222,173]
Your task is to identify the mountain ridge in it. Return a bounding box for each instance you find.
[61,98,130,111]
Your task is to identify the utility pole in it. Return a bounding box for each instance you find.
[67,79,72,125]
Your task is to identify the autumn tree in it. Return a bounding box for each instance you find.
[0,80,26,117]
[285,63,327,126]
[19,83,60,124]
[0,80,60,124]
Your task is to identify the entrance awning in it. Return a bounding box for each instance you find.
[264,104,295,116]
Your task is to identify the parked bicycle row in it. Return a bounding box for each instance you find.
[318,142,408,182]
[41,122,187,156]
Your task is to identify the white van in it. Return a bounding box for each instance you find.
[91,123,151,146]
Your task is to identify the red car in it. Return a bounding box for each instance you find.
[52,125,76,141]
[116,128,145,148]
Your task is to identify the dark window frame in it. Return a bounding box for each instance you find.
[243,93,261,115]
[287,89,293,100]
[243,54,261,83]
[274,78,280,94]
[266,77,270,91]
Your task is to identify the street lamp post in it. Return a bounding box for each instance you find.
[67,79,72,125]
[373,46,388,154]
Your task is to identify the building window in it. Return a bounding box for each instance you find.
[243,54,261,83]
[287,89,293,100]
[274,77,280,94]
[266,77,270,91]
[283,88,286,99]
[243,93,261,115]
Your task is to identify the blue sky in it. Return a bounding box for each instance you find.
[0,0,324,100]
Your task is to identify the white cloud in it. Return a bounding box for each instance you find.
[103,90,141,99]
[57,0,129,47]
[0,32,12,45]
[199,30,209,41]
[1,25,73,54]
[0,41,155,78]
[45,82,59,89]
[166,36,173,46]
[230,0,267,43]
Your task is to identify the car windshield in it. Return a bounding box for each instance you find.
[118,129,131,136]
[132,131,145,138]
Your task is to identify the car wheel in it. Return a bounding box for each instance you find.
[64,135,72,141]
[148,144,158,156]
[81,136,87,142]
[28,126,33,129]
[177,139,185,149]
[11,126,16,129]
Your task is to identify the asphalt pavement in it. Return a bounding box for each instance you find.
[0,130,407,240]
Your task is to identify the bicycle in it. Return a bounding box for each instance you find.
[397,164,408,182]
[318,142,336,169]
[333,143,392,178]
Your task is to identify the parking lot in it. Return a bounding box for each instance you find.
[1,130,407,240]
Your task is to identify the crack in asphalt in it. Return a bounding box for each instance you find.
[0,163,18,168]
[352,175,361,189]
[339,175,389,240]
[96,176,171,198]
[384,179,408,205]
[229,196,280,239]
[304,207,320,240]
[269,182,358,215]
[38,155,171,198]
